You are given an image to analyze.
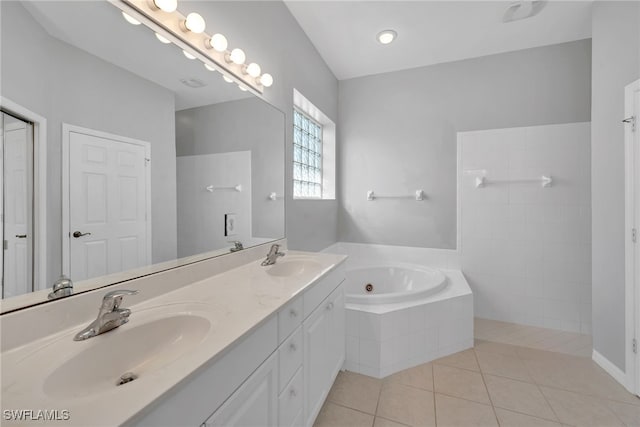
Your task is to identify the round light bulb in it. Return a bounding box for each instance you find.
[259,73,273,87]
[155,33,171,44]
[204,63,217,72]
[122,12,141,25]
[245,63,261,78]
[184,12,205,34]
[152,0,177,12]
[377,30,397,45]
[229,48,246,65]
[238,84,248,92]
[223,75,234,83]
[183,50,196,60]
[208,33,228,52]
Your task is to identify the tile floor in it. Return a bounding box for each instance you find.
[315,321,639,427]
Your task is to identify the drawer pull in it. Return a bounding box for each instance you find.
[289,343,297,352]
[289,388,297,398]
[289,309,298,318]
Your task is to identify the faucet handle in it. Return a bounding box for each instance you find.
[103,289,138,310]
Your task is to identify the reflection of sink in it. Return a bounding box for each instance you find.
[43,314,211,399]
[266,257,323,277]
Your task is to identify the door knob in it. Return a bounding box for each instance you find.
[15,234,27,238]
[72,231,91,238]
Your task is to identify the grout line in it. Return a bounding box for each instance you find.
[472,348,501,427]
[432,363,437,427]
[326,400,378,418]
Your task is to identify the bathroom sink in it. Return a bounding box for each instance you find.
[42,314,211,399]
[266,257,323,277]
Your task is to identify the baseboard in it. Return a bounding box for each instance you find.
[592,349,633,393]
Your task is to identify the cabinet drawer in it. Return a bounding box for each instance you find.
[303,265,344,319]
[278,367,303,427]
[278,297,302,343]
[279,326,303,392]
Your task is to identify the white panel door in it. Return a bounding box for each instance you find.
[68,130,149,281]
[2,115,33,298]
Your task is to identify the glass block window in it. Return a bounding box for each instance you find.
[293,109,323,198]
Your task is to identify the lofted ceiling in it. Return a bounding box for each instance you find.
[284,1,593,80]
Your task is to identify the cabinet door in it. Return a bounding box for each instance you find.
[327,288,345,377]
[204,353,278,427]
[303,300,330,426]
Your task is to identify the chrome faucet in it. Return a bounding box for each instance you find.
[261,244,285,266]
[74,290,138,341]
[229,241,244,252]
[48,275,73,300]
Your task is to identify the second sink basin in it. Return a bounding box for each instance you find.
[42,313,211,399]
[266,256,323,277]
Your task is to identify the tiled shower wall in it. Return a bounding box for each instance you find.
[459,122,591,334]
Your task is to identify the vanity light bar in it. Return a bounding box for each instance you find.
[110,0,272,94]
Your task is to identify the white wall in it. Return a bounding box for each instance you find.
[1,2,178,283]
[460,123,591,334]
[338,40,592,249]
[177,152,251,258]
[183,1,339,251]
[591,1,640,370]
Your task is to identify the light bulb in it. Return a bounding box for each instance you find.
[208,33,228,52]
[223,75,234,83]
[245,63,261,78]
[238,84,248,92]
[259,73,273,87]
[377,30,397,45]
[155,33,171,44]
[204,63,217,72]
[122,12,141,25]
[184,12,205,34]
[228,48,246,65]
[183,50,196,60]
[152,0,177,12]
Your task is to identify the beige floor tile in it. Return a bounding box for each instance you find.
[373,417,409,427]
[433,349,479,371]
[376,382,435,426]
[434,393,498,427]
[314,402,375,427]
[475,350,532,381]
[494,408,562,427]
[484,375,557,421]
[433,363,491,404]
[383,363,433,391]
[473,339,521,357]
[327,371,382,415]
[604,399,640,426]
[540,386,624,426]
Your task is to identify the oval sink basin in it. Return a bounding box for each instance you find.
[266,257,323,277]
[42,314,211,399]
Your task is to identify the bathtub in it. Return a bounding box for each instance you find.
[345,264,447,305]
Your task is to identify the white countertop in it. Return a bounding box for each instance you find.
[0,250,347,426]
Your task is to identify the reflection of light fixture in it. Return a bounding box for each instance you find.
[155,33,171,44]
[503,1,547,23]
[183,50,196,60]
[150,0,177,13]
[238,84,248,92]
[183,12,205,33]
[259,73,273,87]
[377,30,397,45]
[244,63,261,78]
[226,48,246,65]
[223,75,234,83]
[122,12,141,25]
[208,34,228,52]
[204,63,217,72]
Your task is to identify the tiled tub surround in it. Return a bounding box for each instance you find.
[1,242,347,426]
[458,122,592,334]
[323,243,473,378]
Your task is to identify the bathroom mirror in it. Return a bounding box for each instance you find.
[0,0,285,312]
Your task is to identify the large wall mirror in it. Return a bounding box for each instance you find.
[0,0,285,312]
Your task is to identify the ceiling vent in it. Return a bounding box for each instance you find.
[503,1,547,23]
[179,78,207,88]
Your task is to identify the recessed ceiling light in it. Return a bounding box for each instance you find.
[377,30,397,45]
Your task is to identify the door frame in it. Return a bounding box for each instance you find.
[625,79,640,394]
[61,124,152,277]
[0,97,48,291]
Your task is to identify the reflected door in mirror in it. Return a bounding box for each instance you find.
[1,112,34,298]
[66,128,151,281]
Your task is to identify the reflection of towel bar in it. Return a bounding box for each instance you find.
[206,184,242,192]
[475,175,552,188]
[367,190,425,201]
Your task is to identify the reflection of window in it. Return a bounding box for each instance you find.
[293,109,323,199]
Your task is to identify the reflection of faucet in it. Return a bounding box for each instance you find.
[261,244,285,266]
[74,290,138,341]
[48,275,73,300]
[229,241,244,252]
